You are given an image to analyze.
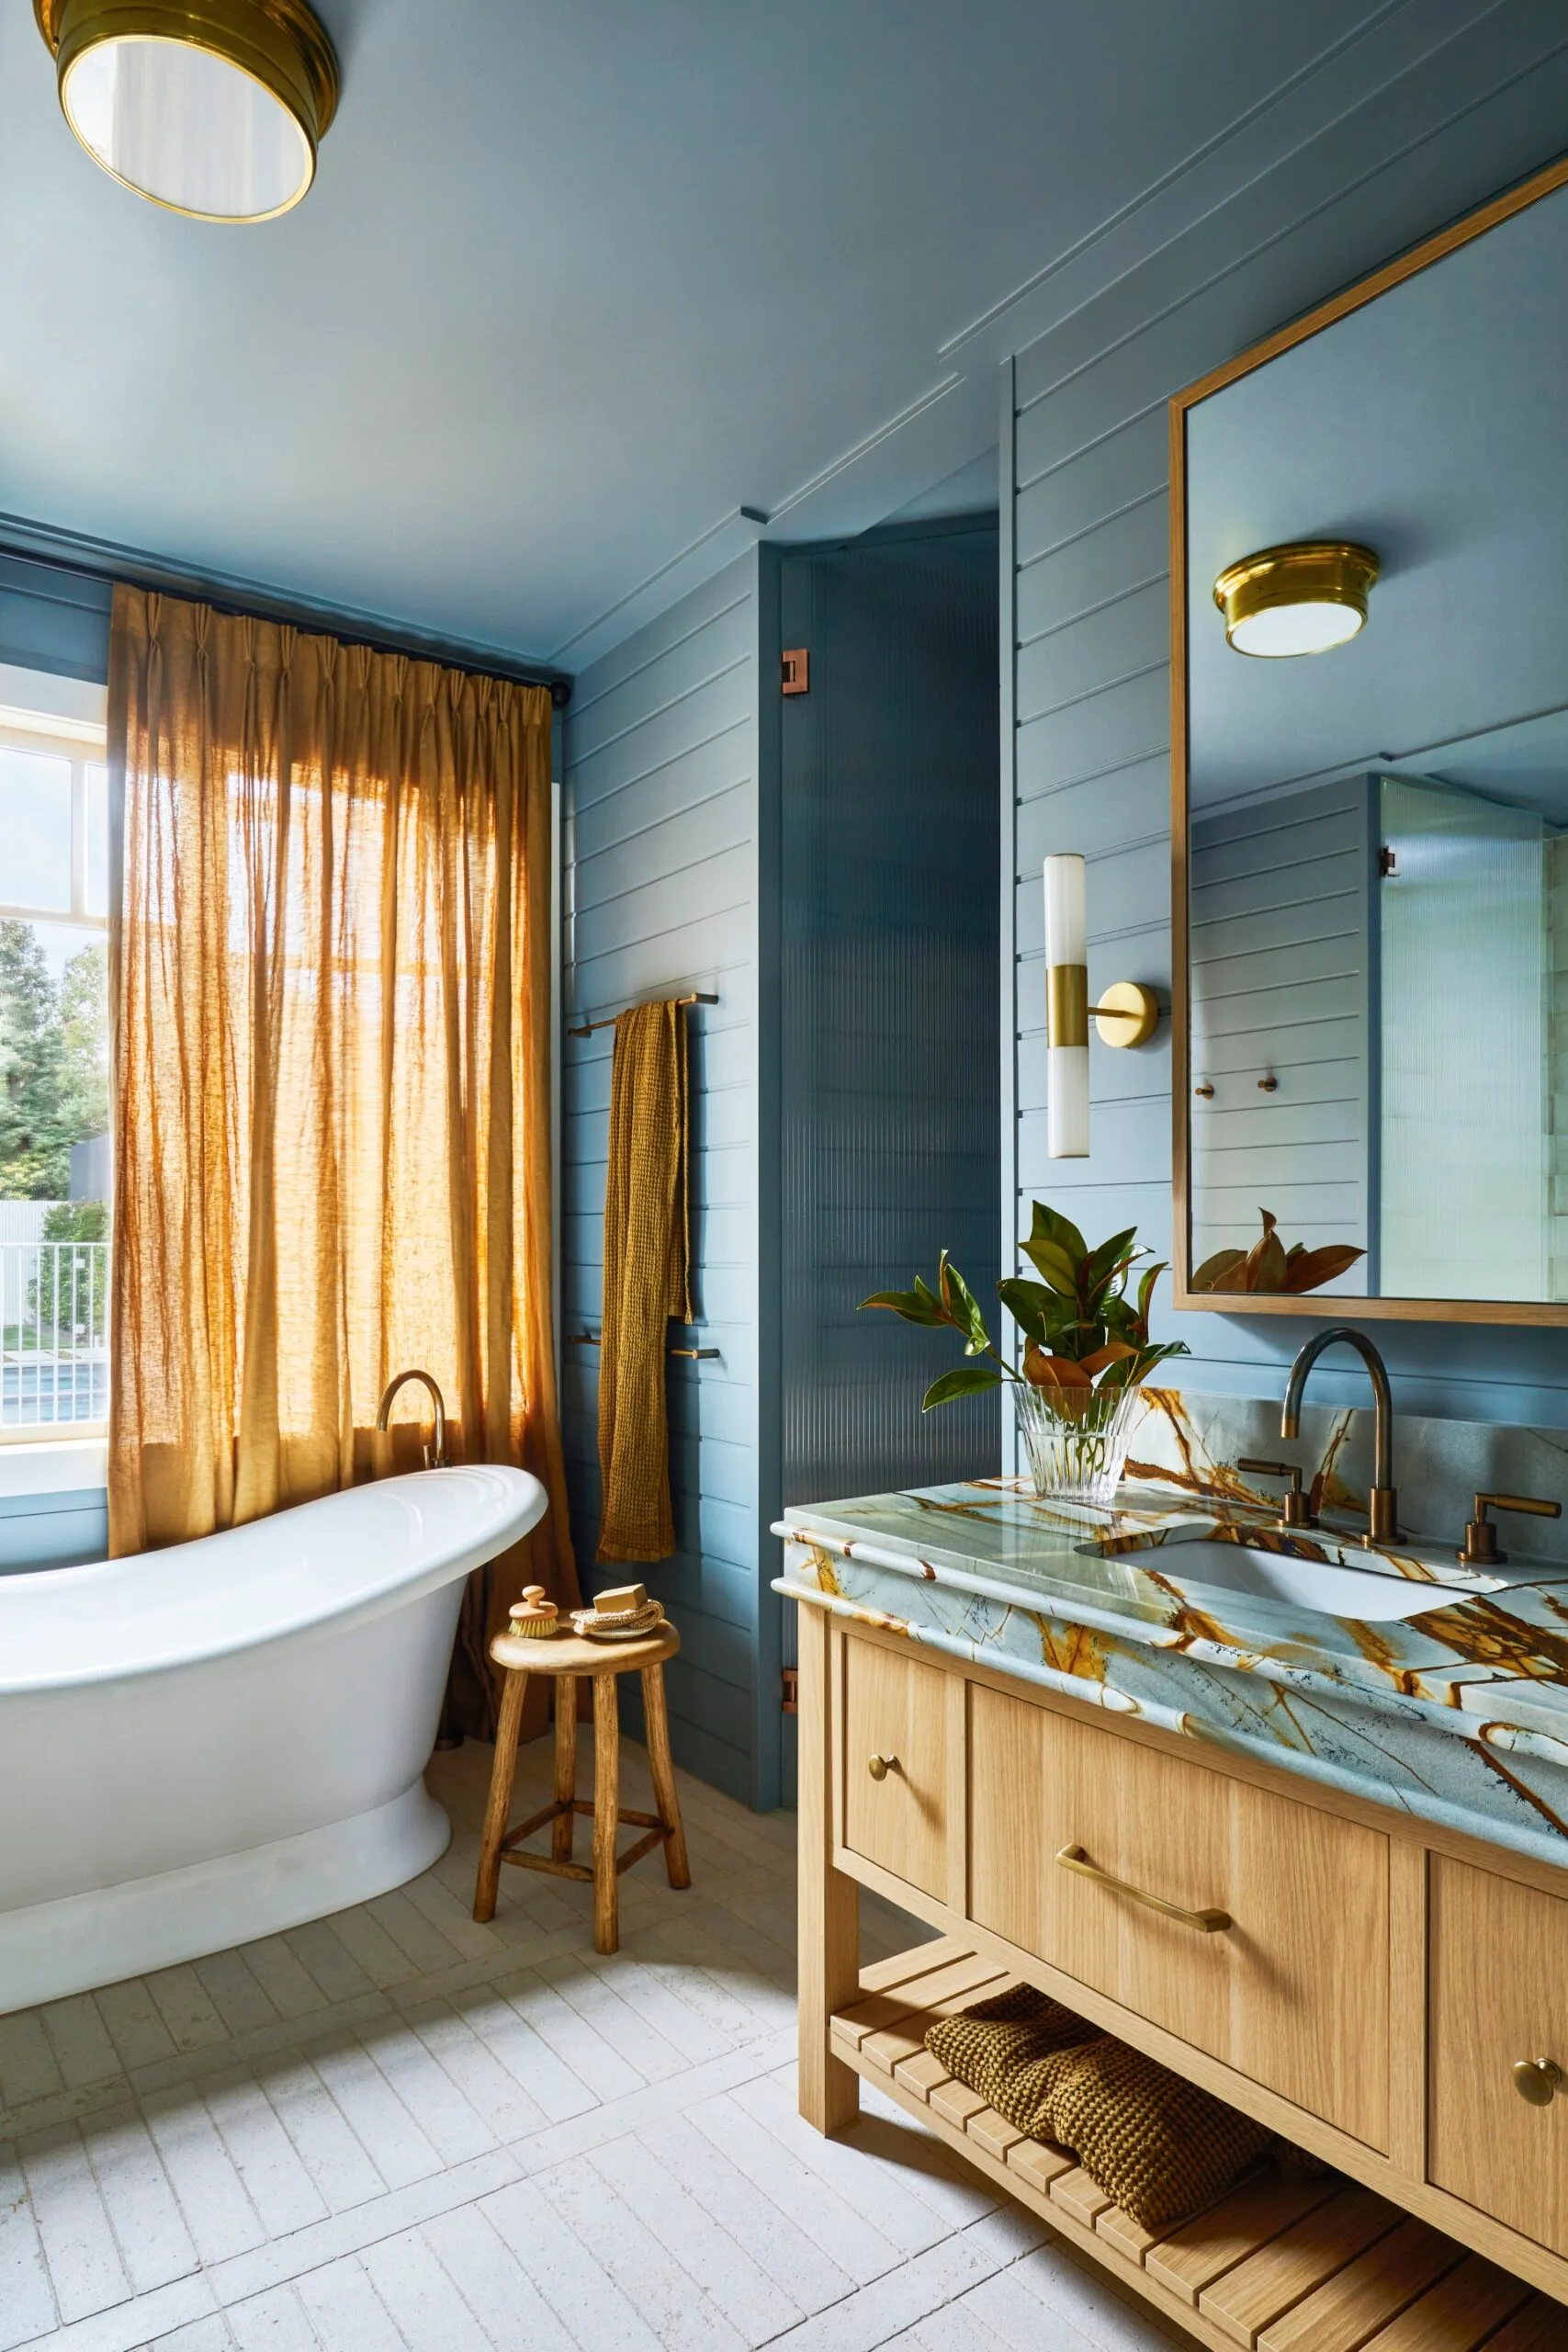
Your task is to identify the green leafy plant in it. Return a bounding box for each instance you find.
[1191,1208,1364,1295]
[861,1201,1189,1415]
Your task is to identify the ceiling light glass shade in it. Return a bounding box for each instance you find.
[1043,853,1089,1159]
[1213,542,1380,658]
[36,0,339,221]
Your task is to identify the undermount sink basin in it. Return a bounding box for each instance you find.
[1127,1538,1473,1624]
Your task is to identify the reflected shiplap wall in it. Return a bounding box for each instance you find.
[1002,12,1568,1441]
[561,553,763,1804]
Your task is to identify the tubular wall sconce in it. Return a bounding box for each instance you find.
[1043,853,1161,1159]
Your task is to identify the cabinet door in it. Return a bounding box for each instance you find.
[966,1683,1390,2147]
[840,1635,948,1901]
[1430,1856,1568,2256]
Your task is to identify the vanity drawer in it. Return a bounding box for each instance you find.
[966,1684,1389,2147]
[1430,1856,1568,2256]
[840,1634,948,1901]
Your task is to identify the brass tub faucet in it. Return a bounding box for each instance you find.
[377,1368,450,1469]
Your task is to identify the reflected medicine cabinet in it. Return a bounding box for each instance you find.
[1171,152,1568,1326]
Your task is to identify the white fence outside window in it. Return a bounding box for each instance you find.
[1,1234,109,1429]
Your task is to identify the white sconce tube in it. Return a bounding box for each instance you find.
[1044,853,1089,1159]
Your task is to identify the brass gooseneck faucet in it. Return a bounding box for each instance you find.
[1281,1327,1397,1544]
[376,1368,450,1469]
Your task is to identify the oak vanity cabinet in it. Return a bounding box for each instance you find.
[800,1610,1568,2327]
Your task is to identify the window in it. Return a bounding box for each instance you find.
[0,673,111,1436]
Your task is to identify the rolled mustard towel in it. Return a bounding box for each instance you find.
[597,1001,692,1562]
[927,1986,1276,2232]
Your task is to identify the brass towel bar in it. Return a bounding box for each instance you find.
[567,1329,720,1361]
[568,991,717,1038]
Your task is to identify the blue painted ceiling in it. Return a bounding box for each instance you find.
[0,1,1416,667]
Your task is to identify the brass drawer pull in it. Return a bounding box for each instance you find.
[1056,1843,1231,1934]
[867,1753,900,1781]
[1513,2058,1562,2107]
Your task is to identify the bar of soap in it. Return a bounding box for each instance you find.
[595,1582,647,1614]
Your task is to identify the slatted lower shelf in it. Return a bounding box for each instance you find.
[830,1941,1562,2352]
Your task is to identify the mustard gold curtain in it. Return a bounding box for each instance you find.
[107,585,579,1736]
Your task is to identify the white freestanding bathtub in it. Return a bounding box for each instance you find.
[0,1464,546,2016]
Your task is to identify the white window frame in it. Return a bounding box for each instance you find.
[0,698,112,1447]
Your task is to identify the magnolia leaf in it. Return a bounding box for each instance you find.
[1207,1253,1256,1293]
[1083,1227,1139,1301]
[1025,1349,1094,1392]
[1241,1228,1287,1292]
[1281,1244,1367,1295]
[997,1276,1053,1342]
[921,1363,1003,1411]
[1079,1340,1135,1375]
[859,1285,945,1325]
[1021,1235,1078,1296]
[1191,1248,1246,1292]
[938,1251,991,1351]
[1029,1200,1088,1263]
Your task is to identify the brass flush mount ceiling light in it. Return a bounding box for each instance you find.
[36,0,340,222]
[1213,540,1380,658]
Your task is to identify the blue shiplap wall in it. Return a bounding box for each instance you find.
[1003,12,1568,1440]
[561,552,765,1805]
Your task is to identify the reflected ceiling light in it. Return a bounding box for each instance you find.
[36,0,339,222]
[1213,541,1379,658]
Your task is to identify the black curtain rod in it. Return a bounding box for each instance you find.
[0,522,572,707]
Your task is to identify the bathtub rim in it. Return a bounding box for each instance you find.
[0,1462,547,1698]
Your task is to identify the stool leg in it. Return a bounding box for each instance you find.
[592,1671,620,1955]
[641,1661,692,1890]
[552,1676,578,1863]
[474,1668,529,1922]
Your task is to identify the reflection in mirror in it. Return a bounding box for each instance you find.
[1182,165,1568,1309]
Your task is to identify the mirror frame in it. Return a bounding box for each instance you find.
[1170,149,1568,1325]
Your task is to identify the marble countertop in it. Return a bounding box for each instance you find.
[773,1476,1568,1746]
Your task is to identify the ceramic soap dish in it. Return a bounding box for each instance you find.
[571,1581,665,1641]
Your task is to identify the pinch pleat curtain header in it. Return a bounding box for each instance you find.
[107,586,577,1724]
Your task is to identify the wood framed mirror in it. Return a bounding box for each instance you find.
[1172,150,1568,1325]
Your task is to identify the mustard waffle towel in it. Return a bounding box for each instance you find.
[596,1001,692,1562]
[927,1985,1277,2231]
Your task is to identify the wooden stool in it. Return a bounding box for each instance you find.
[473,1618,691,1954]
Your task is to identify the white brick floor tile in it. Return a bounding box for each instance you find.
[223,2284,320,2351]
[137,2316,235,2351]
[0,2139,59,2349]
[82,2107,200,2296]
[38,2001,123,2097]
[2,1740,1212,2352]
[141,1974,231,2060]
[475,2178,664,2352]
[253,2057,386,2216]
[140,2092,267,2267]
[290,2254,408,2352]
[0,2009,67,2109]
[197,2076,330,2241]
[418,2202,578,2352]
[91,1985,180,2079]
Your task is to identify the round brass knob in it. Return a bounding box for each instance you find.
[867,1754,897,1781]
[1513,2058,1562,2108]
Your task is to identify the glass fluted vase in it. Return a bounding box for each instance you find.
[1013,1379,1145,1506]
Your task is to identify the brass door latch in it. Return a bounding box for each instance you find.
[1459,1492,1562,1566]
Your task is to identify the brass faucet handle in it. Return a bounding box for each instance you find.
[1237,1458,1313,1529]
[1460,1492,1562,1567]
